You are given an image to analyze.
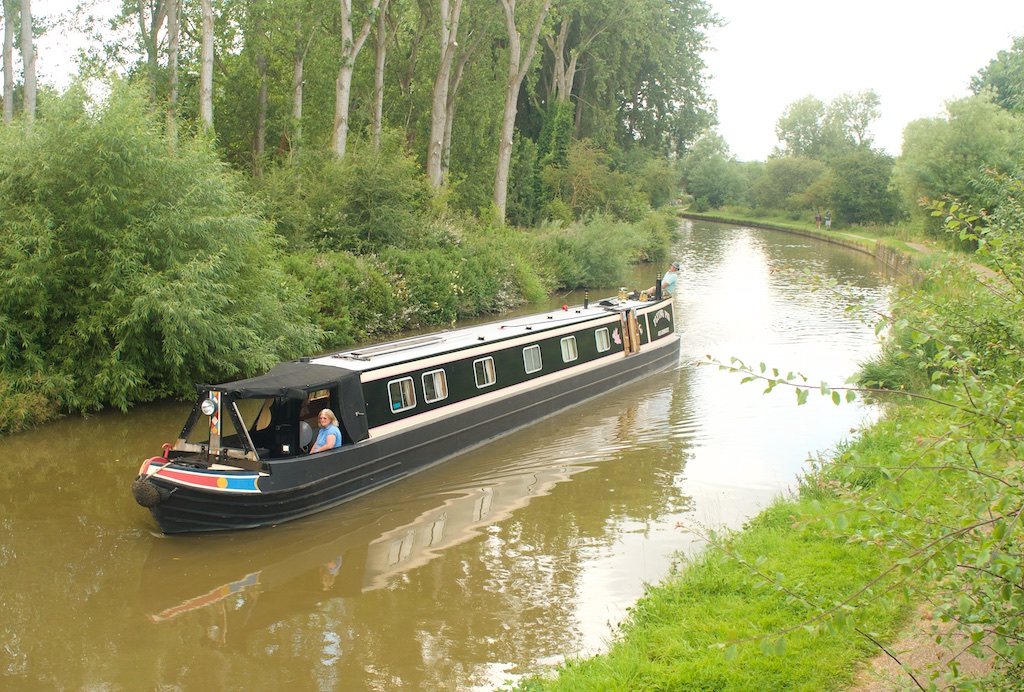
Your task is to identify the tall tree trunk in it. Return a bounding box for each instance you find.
[332,0,381,159]
[166,0,180,148]
[441,30,484,178]
[390,1,430,148]
[251,4,267,176]
[254,45,267,175]
[545,19,578,104]
[425,0,462,187]
[371,0,390,148]
[200,0,214,133]
[3,0,15,123]
[19,0,34,122]
[290,21,317,159]
[573,68,586,135]
[136,0,168,105]
[492,0,552,221]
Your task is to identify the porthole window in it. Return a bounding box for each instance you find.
[560,336,579,363]
[422,369,448,403]
[523,345,543,374]
[595,328,611,353]
[474,357,496,388]
[388,377,416,412]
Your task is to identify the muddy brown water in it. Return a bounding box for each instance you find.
[0,220,893,690]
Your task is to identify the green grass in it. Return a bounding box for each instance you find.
[515,497,911,691]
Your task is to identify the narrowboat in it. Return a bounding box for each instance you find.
[131,290,680,533]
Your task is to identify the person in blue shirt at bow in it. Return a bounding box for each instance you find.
[647,261,680,297]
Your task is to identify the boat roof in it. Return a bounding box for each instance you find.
[210,296,654,396]
[311,297,646,373]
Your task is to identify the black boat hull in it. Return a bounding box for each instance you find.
[143,334,680,533]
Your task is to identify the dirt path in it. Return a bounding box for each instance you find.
[848,608,993,690]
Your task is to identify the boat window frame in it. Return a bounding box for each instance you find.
[388,376,417,413]
[523,344,543,374]
[473,357,496,389]
[422,368,449,404]
[595,327,611,353]
[560,335,579,363]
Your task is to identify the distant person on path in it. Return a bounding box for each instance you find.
[647,261,680,297]
[815,211,821,229]
[825,212,832,230]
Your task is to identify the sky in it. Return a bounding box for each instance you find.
[705,0,1024,160]
[23,0,1024,162]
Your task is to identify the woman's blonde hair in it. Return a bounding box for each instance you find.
[318,408,339,427]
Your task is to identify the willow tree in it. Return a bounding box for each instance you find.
[492,0,551,221]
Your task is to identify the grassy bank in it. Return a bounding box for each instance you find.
[514,206,1024,690]
[515,493,913,691]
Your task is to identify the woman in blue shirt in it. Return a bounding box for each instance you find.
[311,409,343,453]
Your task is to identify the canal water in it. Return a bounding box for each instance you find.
[0,220,892,690]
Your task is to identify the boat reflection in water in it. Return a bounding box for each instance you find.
[138,378,679,647]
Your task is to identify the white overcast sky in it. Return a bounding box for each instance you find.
[706,0,1024,160]
[27,0,1024,162]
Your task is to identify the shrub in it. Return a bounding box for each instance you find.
[0,82,319,419]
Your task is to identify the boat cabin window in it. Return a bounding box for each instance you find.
[595,328,611,353]
[523,345,543,374]
[473,357,496,388]
[388,377,417,412]
[308,388,331,402]
[560,336,579,363]
[422,369,448,403]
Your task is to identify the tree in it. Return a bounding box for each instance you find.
[165,0,180,147]
[774,91,881,160]
[971,35,1024,114]
[541,139,646,221]
[680,131,742,209]
[822,148,902,225]
[3,0,15,123]
[19,0,33,122]
[750,156,827,211]
[200,0,213,132]
[826,89,880,148]
[370,0,389,147]
[493,0,552,221]
[289,11,318,157]
[425,0,463,186]
[892,93,1024,229]
[774,95,828,159]
[333,0,382,159]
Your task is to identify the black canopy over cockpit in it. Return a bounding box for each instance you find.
[213,360,369,443]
